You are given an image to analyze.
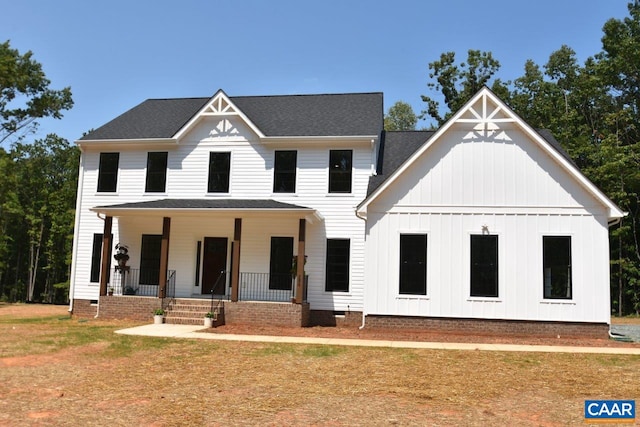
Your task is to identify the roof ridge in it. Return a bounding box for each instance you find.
[230,92,383,100]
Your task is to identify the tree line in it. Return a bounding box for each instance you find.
[2,3,639,313]
[0,40,77,303]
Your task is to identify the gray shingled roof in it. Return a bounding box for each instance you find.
[81,98,210,140]
[93,199,313,210]
[367,129,578,196]
[80,92,383,140]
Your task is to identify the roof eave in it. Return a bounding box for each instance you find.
[76,138,177,147]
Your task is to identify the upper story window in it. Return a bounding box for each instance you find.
[273,150,297,193]
[145,152,168,193]
[97,152,119,192]
[208,152,231,193]
[399,234,427,295]
[543,236,572,299]
[470,234,498,297]
[329,150,352,193]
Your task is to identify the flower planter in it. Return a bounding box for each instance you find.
[204,317,213,328]
[153,314,164,325]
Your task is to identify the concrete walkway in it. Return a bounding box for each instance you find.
[115,324,640,355]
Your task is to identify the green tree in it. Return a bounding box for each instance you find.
[384,101,417,131]
[420,49,508,126]
[0,40,73,145]
[597,1,640,314]
[1,135,79,302]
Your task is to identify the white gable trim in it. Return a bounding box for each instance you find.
[172,89,266,140]
[356,87,625,221]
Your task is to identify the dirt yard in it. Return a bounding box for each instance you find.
[1,303,639,426]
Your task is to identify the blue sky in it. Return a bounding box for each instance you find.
[2,0,632,142]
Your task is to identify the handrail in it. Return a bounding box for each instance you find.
[210,270,226,314]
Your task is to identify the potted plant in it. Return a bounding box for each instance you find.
[153,308,165,325]
[204,311,216,328]
[108,286,114,296]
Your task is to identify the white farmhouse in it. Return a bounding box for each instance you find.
[70,87,624,337]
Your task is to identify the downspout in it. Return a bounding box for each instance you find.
[68,149,85,314]
[356,207,367,330]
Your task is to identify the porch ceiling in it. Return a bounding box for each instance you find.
[90,198,323,222]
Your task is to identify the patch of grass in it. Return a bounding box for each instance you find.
[1,304,640,426]
[0,315,71,324]
[302,345,345,358]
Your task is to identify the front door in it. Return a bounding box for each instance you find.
[202,237,228,295]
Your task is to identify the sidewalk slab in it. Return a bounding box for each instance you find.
[115,324,640,355]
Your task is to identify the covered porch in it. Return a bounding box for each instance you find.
[92,199,321,305]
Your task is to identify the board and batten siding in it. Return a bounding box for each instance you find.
[71,115,372,311]
[364,125,612,323]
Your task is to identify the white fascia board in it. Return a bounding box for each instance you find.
[76,138,177,147]
[357,87,625,221]
[89,206,319,218]
[172,90,266,141]
[482,90,626,221]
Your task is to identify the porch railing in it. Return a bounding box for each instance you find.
[237,272,308,303]
[108,268,176,298]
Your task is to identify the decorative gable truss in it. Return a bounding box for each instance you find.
[457,92,514,141]
[173,90,265,140]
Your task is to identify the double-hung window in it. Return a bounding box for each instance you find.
[269,237,293,290]
[208,152,231,193]
[273,151,297,193]
[325,239,350,292]
[399,234,427,295]
[329,150,352,193]
[145,152,168,193]
[97,152,119,192]
[140,235,162,285]
[470,235,499,297]
[543,236,572,299]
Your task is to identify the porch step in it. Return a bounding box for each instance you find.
[163,298,225,326]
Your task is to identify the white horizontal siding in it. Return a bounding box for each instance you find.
[72,116,373,311]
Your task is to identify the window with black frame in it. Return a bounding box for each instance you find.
[273,150,297,193]
[399,234,427,295]
[207,152,231,193]
[328,150,352,193]
[543,236,572,299]
[470,234,498,297]
[326,239,350,292]
[145,152,168,193]
[140,235,162,285]
[97,152,119,192]
[269,237,293,290]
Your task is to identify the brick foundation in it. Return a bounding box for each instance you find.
[73,297,162,321]
[363,315,609,339]
[309,310,363,327]
[224,301,310,327]
[71,299,98,318]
